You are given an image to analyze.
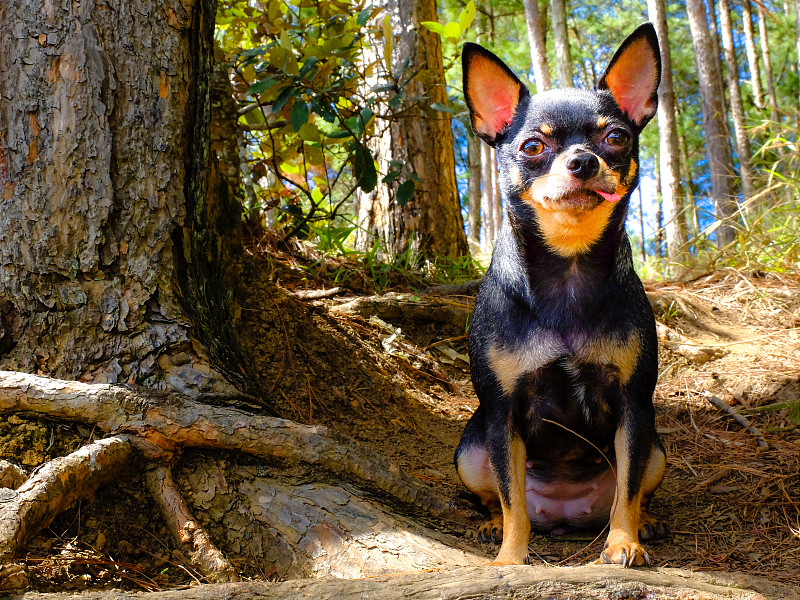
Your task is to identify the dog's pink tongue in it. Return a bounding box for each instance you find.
[596,190,621,202]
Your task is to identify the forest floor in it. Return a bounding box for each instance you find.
[2,235,799,592]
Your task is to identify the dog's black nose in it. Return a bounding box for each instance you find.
[566,153,599,180]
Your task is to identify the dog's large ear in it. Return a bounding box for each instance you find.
[597,23,661,129]
[463,42,529,146]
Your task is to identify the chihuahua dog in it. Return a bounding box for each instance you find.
[455,24,667,567]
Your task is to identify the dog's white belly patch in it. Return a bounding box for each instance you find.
[525,467,616,529]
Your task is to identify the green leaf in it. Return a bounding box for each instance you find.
[326,130,353,139]
[430,102,454,114]
[382,169,402,183]
[290,101,309,131]
[271,86,295,115]
[421,21,445,35]
[458,0,476,33]
[442,21,460,41]
[311,186,324,203]
[298,122,321,142]
[356,7,372,26]
[396,180,415,206]
[298,56,318,78]
[246,76,278,96]
[353,143,377,193]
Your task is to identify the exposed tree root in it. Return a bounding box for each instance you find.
[0,371,469,525]
[0,436,134,564]
[143,465,239,583]
[8,565,793,600]
[0,460,25,489]
[656,322,729,363]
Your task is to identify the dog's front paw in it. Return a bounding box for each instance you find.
[595,538,651,567]
[477,516,504,544]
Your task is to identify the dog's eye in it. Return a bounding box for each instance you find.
[605,130,630,148]
[520,139,545,157]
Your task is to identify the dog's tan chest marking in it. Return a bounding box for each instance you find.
[488,335,565,395]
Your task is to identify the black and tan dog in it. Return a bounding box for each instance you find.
[455,24,668,567]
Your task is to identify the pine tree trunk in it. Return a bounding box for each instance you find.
[550,0,573,88]
[523,0,552,93]
[0,0,239,395]
[480,143,495,248]
[757,5,780,122]
[353,0,467,262]
[647,0,688,266]
[686,0,739,246]
[467,134,482,248]
[719,0,755,202]
[741,0,765,109]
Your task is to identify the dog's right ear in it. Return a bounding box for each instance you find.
[463,43,529,146]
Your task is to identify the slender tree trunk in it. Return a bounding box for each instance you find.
[719,0,755,202]
[353,0,467,262]
[796,0,800,118]
[741,0,765,109]
[0,0,241,395]
[523,0,552,92]
[491,148,502,241]
[467,134,482,248]
[757,4,780,122]
[677,121,700,237]
[686,0,739,246]
[655,164,664,260]
[551,0,573,87]
[480,144,495,248]
[647,0,688,266]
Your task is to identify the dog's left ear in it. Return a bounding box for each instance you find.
[597,23,661,129]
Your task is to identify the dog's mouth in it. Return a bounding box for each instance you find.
[543,189,617,211]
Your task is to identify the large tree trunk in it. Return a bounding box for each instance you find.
[550,0,573,87]
[686,0,739,246]
[0,0,240,396]
[352,0,467,262]
[523,0,552,93]
[719,0,756,202]
[647,0,689,266]
[741,0,765,109]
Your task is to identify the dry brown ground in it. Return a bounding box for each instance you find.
[3,240,798,592]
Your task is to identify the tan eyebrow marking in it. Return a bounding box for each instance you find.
[597,116,609,128]
[539,123,553,135]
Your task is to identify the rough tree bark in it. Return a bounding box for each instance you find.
[550,0,573,87]
[686,0,739,246]
[523,0,552,93]
[8,565,794,600]
[647,0,689,266]
[352,0,467,262]
[741,0,765,109]
[0,0,242,396]
[719,0,756,202]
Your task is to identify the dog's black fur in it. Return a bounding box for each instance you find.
[455,24,668,567]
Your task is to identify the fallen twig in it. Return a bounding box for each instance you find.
[703,392,769,449]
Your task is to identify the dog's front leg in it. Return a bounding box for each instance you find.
[486,427,530,566]
[601,415,664,567]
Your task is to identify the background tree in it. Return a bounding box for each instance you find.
[523,0,552,92]
[648,0,689,265]
[551,0,573,86]
[686,0,739,246]
[719,0,755,202]
[741,0,765,109]
[353,0,468,261]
